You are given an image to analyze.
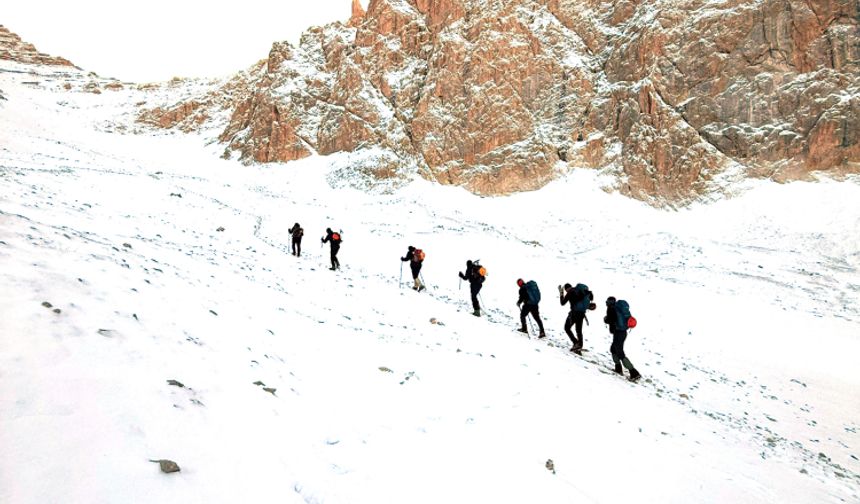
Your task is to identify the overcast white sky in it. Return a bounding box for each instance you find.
[4,0,369,82]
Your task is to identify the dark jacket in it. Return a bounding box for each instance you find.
[518,283,540,306]
[401,249,418,263]
[289,225,303,240]
[459,262,484,286]
[604,301,619,333]
[322,230,341,246]
[560,288,586,313]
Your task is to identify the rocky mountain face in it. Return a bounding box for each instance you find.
[0,25,77,68]
[140,0,860,202]
[9,0,857,203]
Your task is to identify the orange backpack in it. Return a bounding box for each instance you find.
[414,248,425,262]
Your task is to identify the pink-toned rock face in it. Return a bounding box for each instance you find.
[0,25,77,67]
[140,0,860,204]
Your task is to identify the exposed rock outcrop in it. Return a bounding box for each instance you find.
[140,0,860,203]
[0,25,77,68]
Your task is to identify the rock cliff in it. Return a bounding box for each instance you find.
[0,25,77,68]
[139,1,860,201]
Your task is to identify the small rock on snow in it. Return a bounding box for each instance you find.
[149,459,180,473]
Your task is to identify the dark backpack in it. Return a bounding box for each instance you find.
[525,280,541,305]
[572,283,593,312]
[615,300,633,330]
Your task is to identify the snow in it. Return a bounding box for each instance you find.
[2,61,860,504]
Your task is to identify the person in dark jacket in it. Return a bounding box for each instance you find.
[517,278,546,338]
[401,246,425,291]
[604,296,641,381]
[559,283,588,354]
[321,228,341,270]
[288,222,303,257]
[458,260,484,316]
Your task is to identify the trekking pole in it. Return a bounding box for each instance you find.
[527,316,536,338]
[419,271,427,289]
[399,262,403,289]
[478,293,487,316]
[515,304,531,339]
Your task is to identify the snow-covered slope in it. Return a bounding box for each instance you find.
[2,62,860,503]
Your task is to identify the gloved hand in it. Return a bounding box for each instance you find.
[516,300,522,307]
[557,285,564,294]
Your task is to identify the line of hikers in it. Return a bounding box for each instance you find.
[464,265,641,382]
[287,223,641,382]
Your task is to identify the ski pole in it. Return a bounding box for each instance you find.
[527,316,536,338]
[399,262,403,289]
[419,271,426,289]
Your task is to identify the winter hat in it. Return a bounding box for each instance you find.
[408,246,415,251]
[606,296,616,305]
[563,283,572,290]
[466,260,473,267]
[517,278,525,287]
[326,227,332,233]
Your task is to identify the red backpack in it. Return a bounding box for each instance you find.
[331,232,341,242]
[413,248,425,262]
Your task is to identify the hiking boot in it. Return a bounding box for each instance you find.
[418,285,426,292]
[614,363,623,374]
[628,369,642,382]
[472,309,481,317]
[517,327,528,334]
[571,346,582,355]
[412,286,419,291]
[538,332,546,339]
[329,267,337,271]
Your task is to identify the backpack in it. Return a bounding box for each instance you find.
[473,260,487,278]
[525,280,541,305]
[572,283,593,312]
[413,249,425,262]
[615,300,636,331]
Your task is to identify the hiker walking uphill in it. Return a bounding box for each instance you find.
[321,228,342,271]
[401,246,426,291]
[458,260,485,316]
[288,222,303,257]
[604,296,642,382]
[559,283,595,354]
[517,279,546,338]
